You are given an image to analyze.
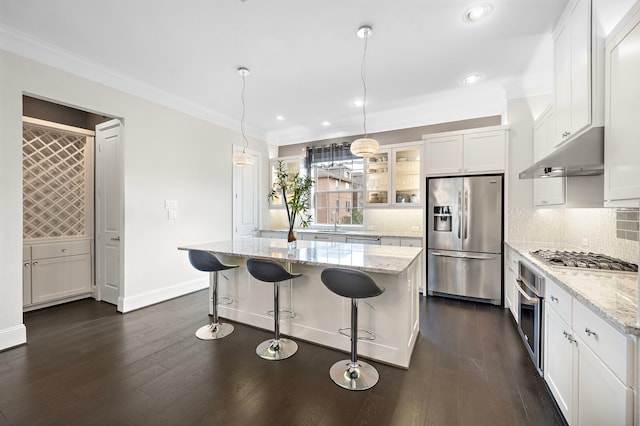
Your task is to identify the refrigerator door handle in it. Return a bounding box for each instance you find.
[430,251,499,261]
[457,190,462,239]
[464,189,469,240]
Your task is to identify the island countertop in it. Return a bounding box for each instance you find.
[179,237,422,274]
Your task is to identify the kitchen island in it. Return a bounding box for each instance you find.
[178,237,422,368]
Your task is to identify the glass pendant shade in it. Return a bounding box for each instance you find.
[350,137,379,158]
[232,151,255,166]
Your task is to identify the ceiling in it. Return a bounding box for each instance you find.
[0,0,568,145]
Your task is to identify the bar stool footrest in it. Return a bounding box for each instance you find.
[218,296,234,305]
[338,327,376,341]
[267,309,297,320]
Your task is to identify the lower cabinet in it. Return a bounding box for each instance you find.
[24,240,93,308]
[504,246,519,322]
[544,280,633,425]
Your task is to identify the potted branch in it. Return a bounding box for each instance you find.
[268,160,314,248]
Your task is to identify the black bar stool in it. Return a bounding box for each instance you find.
[321,267,385,391]
[188,250,238,340]
[246,258,302,360]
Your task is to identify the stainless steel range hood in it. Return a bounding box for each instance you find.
[519,127,604,179]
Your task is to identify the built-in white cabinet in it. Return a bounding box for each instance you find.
[365,142,422,207]
[553,0,592,146]
[544,277,633,425]
[300,233,347,243]
[24,240,93,308]
[533,106,565,207]
[424,127,508,176]
[503,246,519,322]
[604,3,640,206]
[552,0,634,148]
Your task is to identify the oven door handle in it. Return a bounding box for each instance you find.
[515,279,539,304]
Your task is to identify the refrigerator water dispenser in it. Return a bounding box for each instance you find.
[433,206,452,232]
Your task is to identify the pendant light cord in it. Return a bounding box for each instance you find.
[240,72,249,153]
[361,31,369,138]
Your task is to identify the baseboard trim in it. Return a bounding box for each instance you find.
[119,278,208,313]
[0,324,27,351]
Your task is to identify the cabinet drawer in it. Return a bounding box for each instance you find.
[400,238,422,247]
[545,278,572,324]
[573,299,630,384]
[380,237,401,246]
[32,240,91,259]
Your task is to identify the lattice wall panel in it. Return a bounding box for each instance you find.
[23,124,88,240]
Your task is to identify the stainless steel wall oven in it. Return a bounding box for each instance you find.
[516,260,545,375]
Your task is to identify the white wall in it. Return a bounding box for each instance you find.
[0,50,269,350]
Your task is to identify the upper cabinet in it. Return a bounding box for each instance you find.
[533,106,565,207]
[552,0,636,148]
[604,3,640,206]
[365,142,422,207]
[553,0,592,146]
[424,126,508,176]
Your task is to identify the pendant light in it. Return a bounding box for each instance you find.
[232,67,255,166]
[350,25,379,158]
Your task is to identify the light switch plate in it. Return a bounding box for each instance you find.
[168,209,178,220]
[164,199,178,209]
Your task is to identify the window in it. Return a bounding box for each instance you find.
[307,144,364,226]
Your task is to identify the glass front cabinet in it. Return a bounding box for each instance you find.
[365,142,422,207]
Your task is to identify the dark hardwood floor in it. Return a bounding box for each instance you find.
[0,292,563,425]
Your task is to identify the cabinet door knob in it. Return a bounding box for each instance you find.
[584,328,597,338]
[32,261,38,266]
[550,295,558,302]
[24,262,30,267]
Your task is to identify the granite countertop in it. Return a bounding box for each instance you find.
[506,241,639,336]
[261,228,424,239]
[179,237,422,274]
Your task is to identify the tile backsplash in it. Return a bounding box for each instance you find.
[509,208,640,264]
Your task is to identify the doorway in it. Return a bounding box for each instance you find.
[22,96,123,310]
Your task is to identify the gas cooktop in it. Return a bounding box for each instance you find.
[530,250,638,273]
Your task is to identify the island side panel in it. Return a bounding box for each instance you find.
[215,255,420,368]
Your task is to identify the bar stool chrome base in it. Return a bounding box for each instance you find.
[329,360,379,391]
[256,338,298,360]
[195,322,234,340]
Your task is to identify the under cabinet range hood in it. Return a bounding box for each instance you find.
[519,127,604,179]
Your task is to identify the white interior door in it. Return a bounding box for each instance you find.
[233,146,260,239]
[95,119,123,307]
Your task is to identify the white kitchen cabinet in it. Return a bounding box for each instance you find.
[345,235,381,245]
[545,304,576,423]
[365,142,422,207]
[554,0,592,146]
[364,149,391,205]
[503,246,519,322]
[544,276,634,425]
[25,240,93,307]
[533,106,566,207]
[380,237,401,246]
[400,237,422,248]
[300,233,347,243]
[576,336,632,426]
[260,230,287,239]
[552,0,635,148]
[424,127,508,176]
[604,3,640,206]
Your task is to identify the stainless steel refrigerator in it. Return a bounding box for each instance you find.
[427,175,503,305]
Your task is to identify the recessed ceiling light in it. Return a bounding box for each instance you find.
[353,99,364,107]
[463,4,493,22]
[321,121,331,127]
[275,115,285,121]
[462,74,482,85]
